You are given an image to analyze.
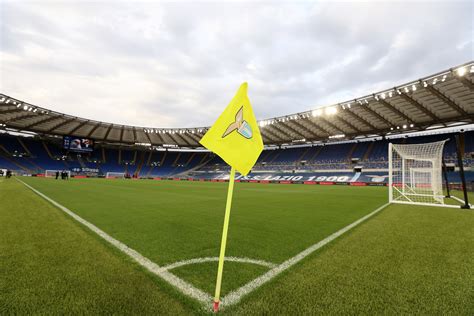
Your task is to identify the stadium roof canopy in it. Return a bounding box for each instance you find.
[1,61,473,148]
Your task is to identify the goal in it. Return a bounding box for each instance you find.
[106,172,125,179]
[389,140,453,207]
[388,139,472,209]
[45,169,71,178]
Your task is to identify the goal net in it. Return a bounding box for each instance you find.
[389,140,447,207]
[45,170,71,178]
[106,172,125,179]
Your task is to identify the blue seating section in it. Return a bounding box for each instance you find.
[0,131,472,176]
[198,131,474,172]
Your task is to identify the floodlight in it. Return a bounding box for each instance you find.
[312,109,322,117]
[403,124,407,129]
[412,84,416,91]
[456,66,466,76]
[325,107,337,115]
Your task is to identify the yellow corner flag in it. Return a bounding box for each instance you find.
[199,83,263,312]
[200,82,263,176]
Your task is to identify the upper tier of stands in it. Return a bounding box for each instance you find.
[0,130,472,177]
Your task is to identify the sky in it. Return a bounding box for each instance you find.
[0,0,472,128]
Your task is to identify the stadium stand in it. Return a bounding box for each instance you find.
[0,62,472,184]
[0,130,472,183]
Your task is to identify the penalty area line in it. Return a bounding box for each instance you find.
[16,178,212,305]
[221,202,390,308]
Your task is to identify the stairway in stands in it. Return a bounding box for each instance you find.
[18,138,43,172]
[296,147,311,167]
[42,141,55,159]
[363,142,375,161]
[73,154,86,169]
[309,146,323,162]
[134,151,146,176]
[346,143,358,161]
[174,153,214,177]
[0,145,33,173]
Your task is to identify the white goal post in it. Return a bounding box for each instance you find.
[45,169,71,178]
[106,172,125,179]
[388,140,461,208]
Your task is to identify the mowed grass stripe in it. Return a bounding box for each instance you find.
[0,179,196,314]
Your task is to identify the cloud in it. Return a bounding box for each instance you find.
[0,1,472,128]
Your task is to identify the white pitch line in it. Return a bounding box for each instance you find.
[220,202,390,308]
[164,256,276,271]
[17,179,212,304]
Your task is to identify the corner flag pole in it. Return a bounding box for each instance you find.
[213,166,236,312]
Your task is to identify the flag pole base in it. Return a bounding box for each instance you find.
[213,301,220,313]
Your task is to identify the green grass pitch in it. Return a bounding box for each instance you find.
[1,177,473,314]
